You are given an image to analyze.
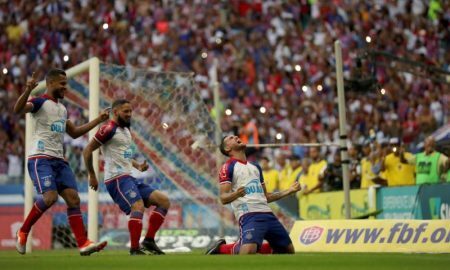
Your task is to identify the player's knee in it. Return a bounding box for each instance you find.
[159,195,170,210]
[69,196,81,207]
[239,244,257,254]
[65,194,81,208]
[131,200,145,212]
[43,191,58,206]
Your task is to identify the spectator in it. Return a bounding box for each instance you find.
[360,140,378,189]
[302,146,327,194]
[7,141,22,183]
[280,155,301,191]
[239,111,259,156]
[260,156,279,193]
[408,136,449,184]
[275,153,292,188]
[379,138,415,186]
[297,158,311,186]
[324,151,343,192]
[348,145,361,189]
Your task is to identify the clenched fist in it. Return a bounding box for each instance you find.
[235,186,246,197]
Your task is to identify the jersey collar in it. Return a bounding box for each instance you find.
[111,119,129,129]
[230,157,247,164]
[42,94,58,103]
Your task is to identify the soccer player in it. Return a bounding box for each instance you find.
[206,135,301,255]
[13,69,110,255]
[83,99,170,255]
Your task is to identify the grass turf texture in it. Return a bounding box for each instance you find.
[1,250,449,270]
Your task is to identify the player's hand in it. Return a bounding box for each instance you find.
[98,108,111,122]
[235,186,246,197]
[137,160,149,172]
[25,72,38,91]
[88,173,99,191]
[289,181,302,194]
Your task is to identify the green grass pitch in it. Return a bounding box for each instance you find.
[1,250,449,270]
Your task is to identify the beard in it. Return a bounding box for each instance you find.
[117,115,131,128]
[54,88,65,99]
[236,144,246,151]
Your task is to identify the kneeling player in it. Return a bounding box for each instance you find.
[206,135,301,255]
[83,99,170,255]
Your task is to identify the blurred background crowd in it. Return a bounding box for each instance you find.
[1,0,449,191]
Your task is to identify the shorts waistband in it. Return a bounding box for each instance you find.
[104,174,130,184]
[28,154,64,160]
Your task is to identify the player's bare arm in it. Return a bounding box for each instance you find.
[83,139,102,191]
[265,181,301,203]
[132,160,149,172]
[219,184,246,204]
[13,72,39,114]
[66,108,110,139]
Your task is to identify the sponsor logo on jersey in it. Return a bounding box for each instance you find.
[124,147,133,159]
[37,140,45,151]
[244,179,263,195]
[238,204,249,212]
[99,124,109,136]
[50,119,66,133]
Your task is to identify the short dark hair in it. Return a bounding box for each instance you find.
[261,156,270,162]
[219,136,230,157]
[112,99,130,109]
[46,68,66,83]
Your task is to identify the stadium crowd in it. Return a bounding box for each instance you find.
[1,0,449,190]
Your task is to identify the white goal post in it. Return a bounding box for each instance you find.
[24,57,100,253]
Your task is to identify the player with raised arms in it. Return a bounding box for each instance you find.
[13,69,109,255]
[83,99,170,255]
[206,135,301,255]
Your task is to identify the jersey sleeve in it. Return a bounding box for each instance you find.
[94,122,117,144]
[28,97,46,113]
[253,163,265,185]
[219,161,235,184]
